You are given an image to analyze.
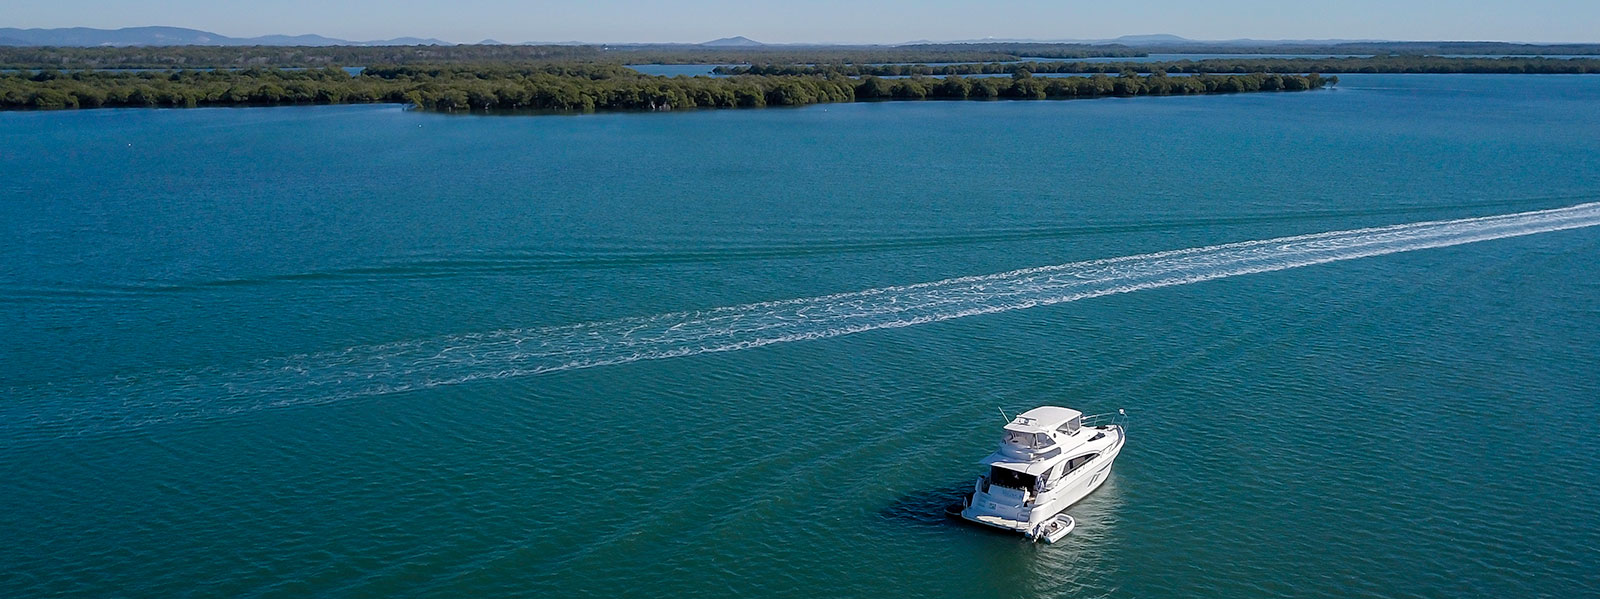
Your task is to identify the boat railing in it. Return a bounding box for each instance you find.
[1081,409,1127,429]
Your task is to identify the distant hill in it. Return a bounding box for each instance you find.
[1112,34,1195,44]
[246,34,353,46]
[0,26,453,46]
[702,36,763,47]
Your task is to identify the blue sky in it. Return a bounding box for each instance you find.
[7,0,1597,44]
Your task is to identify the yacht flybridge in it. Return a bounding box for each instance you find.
[955,406,1125,542]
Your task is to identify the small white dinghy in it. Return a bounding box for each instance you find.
[1029,514,1075,543]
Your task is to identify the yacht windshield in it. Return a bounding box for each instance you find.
[1004,431,1051,448]
[989,466,1036,490]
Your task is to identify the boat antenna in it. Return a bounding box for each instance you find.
[998,407,1011,422]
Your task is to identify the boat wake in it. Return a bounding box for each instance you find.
[6,202,1600,442]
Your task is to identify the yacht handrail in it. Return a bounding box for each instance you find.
[1080,409,1127,429]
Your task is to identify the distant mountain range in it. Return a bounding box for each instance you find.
[0,26,778,48]
[0,26,452,47]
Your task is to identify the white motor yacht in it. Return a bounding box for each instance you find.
[956,406,1125,542]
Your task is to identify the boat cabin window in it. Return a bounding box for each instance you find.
[1056,416,1081,436]
[1063,452,1099,475]
[989,466,1037,490]
[1004,431,1052,449]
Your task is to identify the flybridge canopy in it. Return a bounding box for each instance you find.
[1004,406,1083,434]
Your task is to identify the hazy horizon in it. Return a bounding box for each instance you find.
[3,27,1595,47]
[5,0,1598,45]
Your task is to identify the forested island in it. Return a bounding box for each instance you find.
[720,56,1600,76]
[1123,41,1600,56]
[3,41,1598,71]
[13,39,1600,114]
[0,65,1333,112]
[0,43,1143,70]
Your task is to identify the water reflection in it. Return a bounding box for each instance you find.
[1021,475,1126,598]
[879,473,1127,598]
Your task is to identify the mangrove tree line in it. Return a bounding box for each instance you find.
[0,43,1143,70]
[719,56,1600,77]
[0,66,1332,112]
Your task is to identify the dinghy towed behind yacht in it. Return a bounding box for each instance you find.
[954,406,1125,542]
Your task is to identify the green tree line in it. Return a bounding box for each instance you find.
[0,66,1330,112]
[3,41,1597,71]
[719,56,1600,76]
[1125,41,1600,56]
[0,45,604,70]
[0,43,1143,70]
[608,43,1144,65]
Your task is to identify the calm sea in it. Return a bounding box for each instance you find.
[3,74,1598,598]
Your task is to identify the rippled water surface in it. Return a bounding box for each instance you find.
[3,75,1599,598]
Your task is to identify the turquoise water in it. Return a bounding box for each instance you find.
[1063,53,1374,62]
[3,75,1599,597]
[625,55,1373,75]
[626,64,732,77]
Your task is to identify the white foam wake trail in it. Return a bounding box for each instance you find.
[5,202,1600,442]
